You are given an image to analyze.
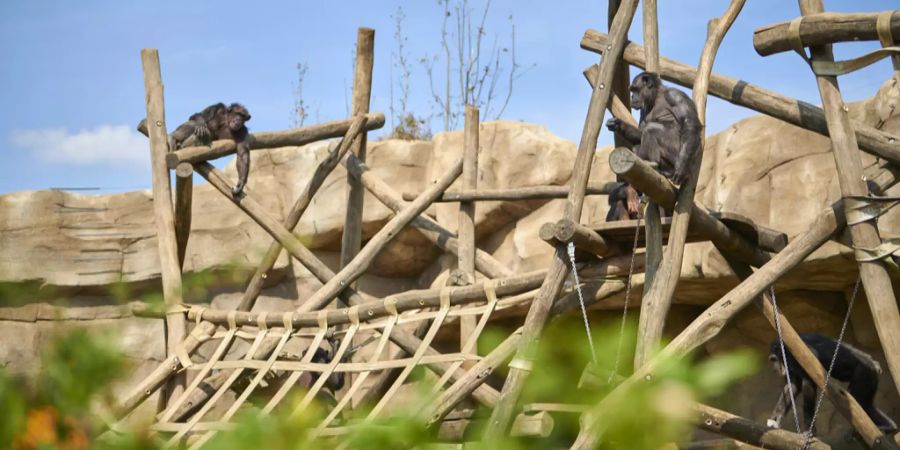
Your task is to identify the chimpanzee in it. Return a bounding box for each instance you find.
[606,182,641,221]
[605,72,701,219]
[167,102,252,196]
[311,336,345,393]
[767,333,897,434]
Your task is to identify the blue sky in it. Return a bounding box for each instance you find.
[0,0,895,194]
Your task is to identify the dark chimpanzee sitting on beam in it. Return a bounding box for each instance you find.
[605,71,701,222]
[767,333,897,434]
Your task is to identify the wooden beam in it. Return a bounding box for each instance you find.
[174,162,193,269]
[609,148,771,267]
[140,49,187,407]
[800,0,900,416]
[401,182,617,202]
[298,158,462,312]
[342,153,512,279]
[437,411,553,441]
[754,11,900,56]
[483,0,640,439]
[340,27,375,292]
[162,112,385,168]
[458,105,479,351]
[634,0,745,372]
[581,31,900,165]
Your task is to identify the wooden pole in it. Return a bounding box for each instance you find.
[483,0,640,439]
[580,31,900,165]
[174,162,193,269]
[610,148,771,267]
[162,112,385,168]
[634,0,745,371]
[800,0,900,397]
[401,182,617,202]
[754,11,900,56]
[633,0,665,371]
[298,158,463,312]
[342,153,512,279]
[140,49,186,407]
[458,105,479,351]
[340,27,375,288]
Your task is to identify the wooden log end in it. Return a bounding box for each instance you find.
[448,269,473,287]
[175,162,194,179]
[554,219,577,243]
[165,152,181,170]
[510,411,554,438]
[539,222,559,243]
[609,147,639,175]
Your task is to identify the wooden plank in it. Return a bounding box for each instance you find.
[458,105,479,351]
[437,411,553,441]
[580,31,900,165]
[400,182,617,202]
[173,162,193,269]
[800,0,900,416]
[754,11,900,56]
[340,27,375,286]
[633,1,745,372]
[483,0,640,439]
[140,49,186,407]
[609,148,771,267]
[343,153,512,279]
[162,112,385,168]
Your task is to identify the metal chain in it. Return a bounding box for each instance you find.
[802,276,861,450]
[770,285,802,433]
[567,242,598,365]
[609,204,644,383]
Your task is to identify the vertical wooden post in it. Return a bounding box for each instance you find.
[799,0,900,396]
[633,0,664,369]
[340,28,375,294]
[458,105,479,352]
[633,0,745,370]
[140,49,186,406]
[174,162,193,269]
[483,0,639,439]
[608,0,632,148]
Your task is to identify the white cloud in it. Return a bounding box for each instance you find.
[11,125,148,166]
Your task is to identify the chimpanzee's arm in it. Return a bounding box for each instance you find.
[618,119,643,145]
[767,381,800,428]
[667,90,701,186]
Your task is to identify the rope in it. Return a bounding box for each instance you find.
[770,286,802,433]
[567,242,598,365]
[802,277,861,449]
[610,203,645,383]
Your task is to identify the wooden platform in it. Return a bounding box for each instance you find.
[586,210,787,253]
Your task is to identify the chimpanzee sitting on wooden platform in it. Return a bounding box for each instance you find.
[767,333,897,434]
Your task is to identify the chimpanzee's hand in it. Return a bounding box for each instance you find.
[193,124,211,141]
[606,118,621,133]
[673,167,690,187]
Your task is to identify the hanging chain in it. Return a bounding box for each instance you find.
[609,204,644,383]
[771,285,802,433]
[567,242,598,365]
[802,276,861,450]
